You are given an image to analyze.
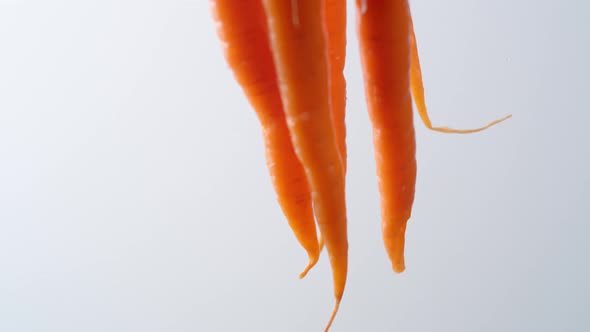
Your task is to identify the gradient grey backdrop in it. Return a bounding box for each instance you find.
[1,1,589,331]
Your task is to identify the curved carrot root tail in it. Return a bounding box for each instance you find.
[426,114,512,134]
[299,252,320,279]
[409,16,512,134]
[324,298,341,332]
[299,233,325,279]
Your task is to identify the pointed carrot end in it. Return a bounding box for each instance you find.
[392,258,406,273]
[300,234,325,278]
[390,240,406,273]
[387,223,407,274]
[298,253,319,279]
[323,298,341,332]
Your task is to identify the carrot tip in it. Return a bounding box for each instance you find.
[298,254,319,279]
[392,260,406,274]
[324,298,341,332]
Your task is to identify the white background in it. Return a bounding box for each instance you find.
[1,1,589,331]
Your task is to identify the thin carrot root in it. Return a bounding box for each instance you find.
[426,114,512,134]
[409,17,512,134]
[324,298,341,332]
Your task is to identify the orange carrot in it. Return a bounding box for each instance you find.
[324,0,348,171]
[356,1,512,273]
[262,1,348,330]
[211,0,320,278]
[356,0,415,273]
[408,13,512,133]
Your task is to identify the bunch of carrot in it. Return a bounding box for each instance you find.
[211,1,510,330]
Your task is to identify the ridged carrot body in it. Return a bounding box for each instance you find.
[262,1,348,330]
[356,0,415,273]
[211,0,320,277]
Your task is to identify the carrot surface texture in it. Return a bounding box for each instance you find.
[210,0,320,278]
[262,1,348,330]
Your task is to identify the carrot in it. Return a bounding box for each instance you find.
[324,0,348,171]
[355,0,416,273]
[210,0,320,278]
[356,1,512,273]
[408,13,512,133]
[262,1,349,330]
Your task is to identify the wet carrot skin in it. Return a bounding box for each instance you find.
[356,0,415,273]
[211,0,320,274]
